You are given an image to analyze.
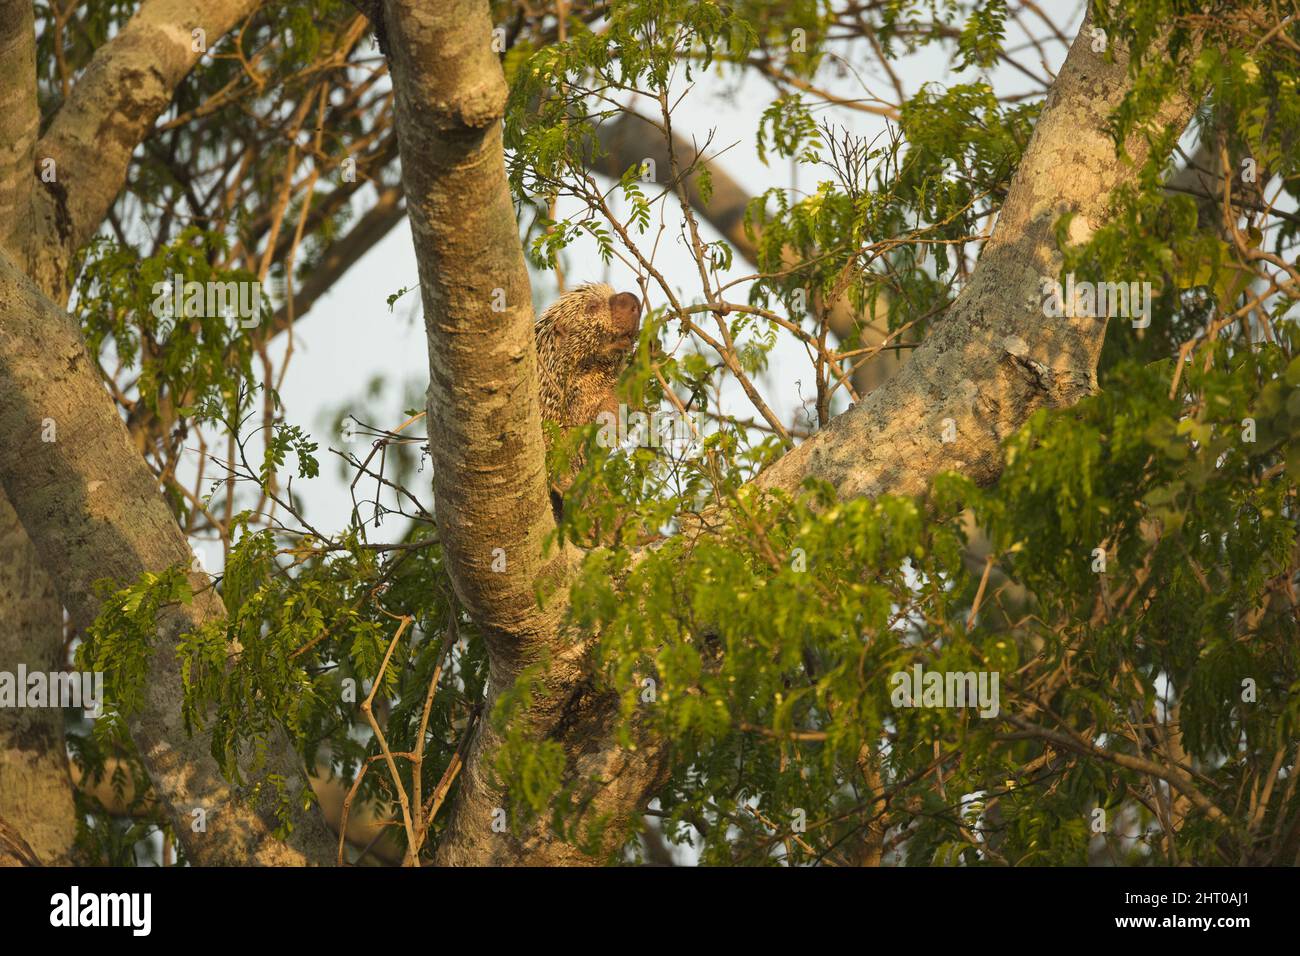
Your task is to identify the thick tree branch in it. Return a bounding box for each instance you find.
[380,0,673,866]
[30,0,261,293]
[0,495,77,865]
[756,14,1200,500]
[0,0,39,256]
[0,254,336,866]
[382,0,566,655]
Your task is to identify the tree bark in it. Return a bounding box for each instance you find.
[0,367,76,871]
[0,494,77,865]
[379,0,636,865]
[0,255,338,865]
[0,0,83,866]
[0,815,42,866]
[0,0,343,865]
[0,0,40,257]
[755,18,1199,500]
[26,0,262,298]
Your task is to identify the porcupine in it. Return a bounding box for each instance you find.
[534,282,642,521]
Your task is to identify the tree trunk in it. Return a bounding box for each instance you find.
[0,0,338,865]
[0,495,77,864]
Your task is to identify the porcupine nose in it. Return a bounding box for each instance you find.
[609,292,641,344]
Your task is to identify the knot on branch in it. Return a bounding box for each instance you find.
[429,79,509,133]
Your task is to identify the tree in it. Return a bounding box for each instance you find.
[0,0,1296,867]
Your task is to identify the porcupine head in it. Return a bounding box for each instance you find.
[534,282,642,519]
